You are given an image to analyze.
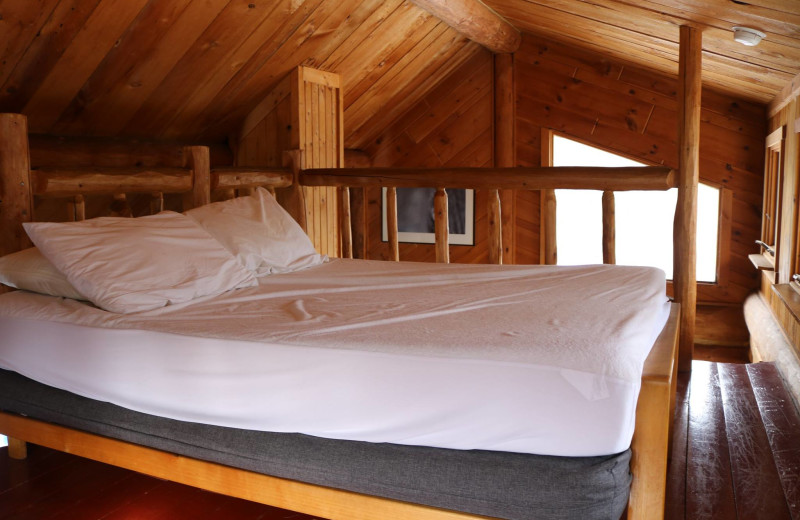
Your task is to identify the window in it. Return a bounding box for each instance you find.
[553,136,720,282]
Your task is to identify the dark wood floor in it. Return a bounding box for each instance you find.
[1,358,798,519]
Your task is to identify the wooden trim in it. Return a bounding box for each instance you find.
[673,25,702,373]
[299,66,341,89]
[768,71,800,118]
[212,167,293,190]
[407,0,520,54]
[766,126,787,151]
[300,166,675,191]
[628,302,680,520]
[31,167,191,197]
[750,253,776,271]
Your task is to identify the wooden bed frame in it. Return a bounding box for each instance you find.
[0,112,682,520]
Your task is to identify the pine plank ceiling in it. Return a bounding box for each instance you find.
[0,0,798,149]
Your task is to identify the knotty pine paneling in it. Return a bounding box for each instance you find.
[364,50,496,263]
[516,33,766,309]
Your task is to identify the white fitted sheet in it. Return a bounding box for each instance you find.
[0,259,670,456]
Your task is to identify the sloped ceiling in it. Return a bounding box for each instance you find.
[0,0,797,149]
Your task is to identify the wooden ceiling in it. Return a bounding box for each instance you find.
[0,0,797,148]
[486,0,800,107]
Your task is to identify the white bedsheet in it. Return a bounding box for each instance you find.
[0,259,670,456]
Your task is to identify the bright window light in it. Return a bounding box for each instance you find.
[553,136,719,282]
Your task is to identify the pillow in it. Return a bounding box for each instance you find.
[185,187,325,276]
[0,247,85,300]
[23,212,257,314]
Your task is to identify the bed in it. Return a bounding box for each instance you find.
[0,115,680,520]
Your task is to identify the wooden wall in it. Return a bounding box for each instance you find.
[758,88,800,370]
[236,67,341,257]
[366,33,765,345]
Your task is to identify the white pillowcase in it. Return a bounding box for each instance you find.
[0,247,85,300]
[185,187,325,276]
[23,212,257,314]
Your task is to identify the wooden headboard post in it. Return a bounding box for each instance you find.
[280,149,307,232]
[0,113,33,258]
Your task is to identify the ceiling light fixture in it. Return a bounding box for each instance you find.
[732,26,766,46]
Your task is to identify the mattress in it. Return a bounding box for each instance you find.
[0,259,670,457]
[0,368,632,520]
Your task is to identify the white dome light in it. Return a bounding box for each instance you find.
[732,26,766,46]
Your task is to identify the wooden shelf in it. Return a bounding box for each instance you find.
[749,253,775,271]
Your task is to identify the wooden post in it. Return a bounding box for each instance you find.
[150,192,164,215]
[280,150,308,232]
[494,52,515,264]
[110,193,132,218]
[488,189,502,264]
[8,437,27,460]
[182,145,211,210]
[434,187,450,263]
[602,190,616,264]
[350,187,367,259]
[674,25,702,373]
[0,113,33,258]
[386,186,400,262]
[542,190,557,265]
[339,187,353,259]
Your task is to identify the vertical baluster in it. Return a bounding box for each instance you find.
[151,192,164,215]
[542,189,557,265]
[602,190,616,264]
[434,187,449,264]
[488,189,502,264]
[110,193,132,217]
[339,186,353,259]
[74,195,85,221]
[386,187,399,262]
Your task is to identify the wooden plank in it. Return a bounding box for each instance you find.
[717,363,792,520]
[746,362,800,520]
[750,253,777,271]
[0,113,33,257]
[407,0,520,53]
[674,25,702,373]
[685,362,736,520]
[21,0,150,132]
[301,166,675,190]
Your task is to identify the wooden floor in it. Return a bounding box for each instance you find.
[1,360,799,520]
[666,361,800,520]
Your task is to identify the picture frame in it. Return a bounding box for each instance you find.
[381,187,475,245]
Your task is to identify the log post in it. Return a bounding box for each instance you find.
[386,187,400,262]
[488,189,502,264]
[339,187,353,259]
[110,193,132,218]
[602,190,616,264]
[150,192,164,215]
[434,187,450,263]
[542,190,557,265]
[0,113,33,258]
[494,52,515,264]
[674,25,702,373]
[351,187,367,259]
[8,437,27,460]
[280,150,308,232]
[182,146,211,210]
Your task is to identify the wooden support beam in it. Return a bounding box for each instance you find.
[434,187,449,263]
[182,145,211,211]
[674,25,702,373]
[0,113,33,257]
[212,168,293,191]
[31,167,191,197]
[386,187,400,262]
[602,191,616,264]
[408,0,520,54]
[494,53,515,264]
[301,166,675,191]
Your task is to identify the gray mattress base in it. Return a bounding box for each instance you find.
[0,369,630,520]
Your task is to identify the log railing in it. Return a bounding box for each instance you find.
[300,165,676,264]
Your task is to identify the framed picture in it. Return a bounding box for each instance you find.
[381,187,475,245]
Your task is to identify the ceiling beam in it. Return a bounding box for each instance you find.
[409,0,521,54]
[768,70,800,118]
